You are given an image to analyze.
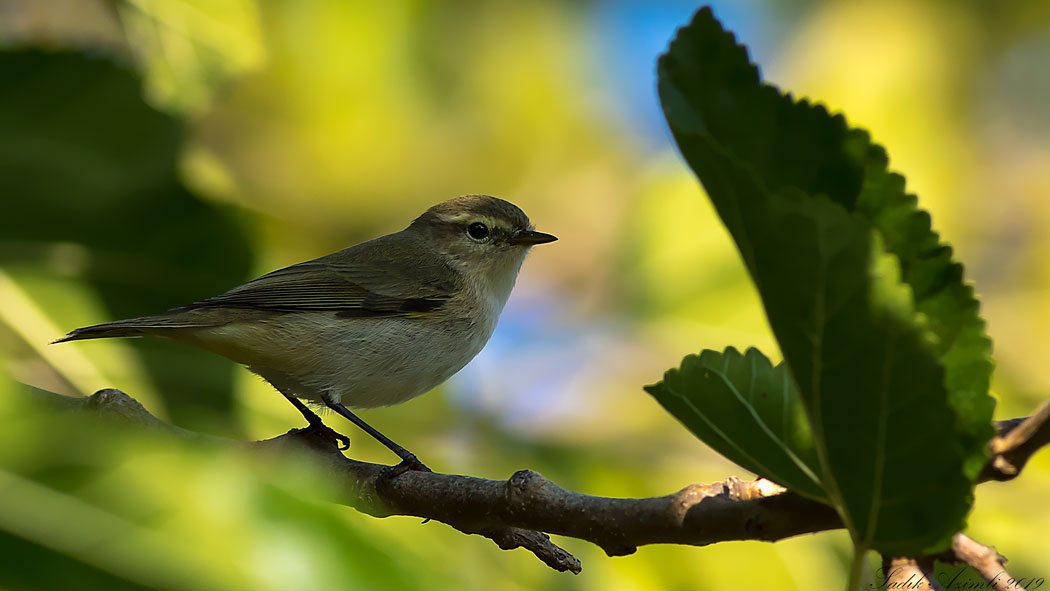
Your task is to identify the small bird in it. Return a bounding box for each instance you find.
[55,195,556,471]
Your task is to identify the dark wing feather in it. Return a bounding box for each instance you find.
[186,233,458,317]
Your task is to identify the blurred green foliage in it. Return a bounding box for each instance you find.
[0,376,426,590]
[1,1,1048,589]
[0,50,253,430]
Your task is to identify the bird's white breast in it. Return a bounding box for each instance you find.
[212,294,501,410]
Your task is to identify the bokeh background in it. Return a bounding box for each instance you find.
[2,1,1049,589]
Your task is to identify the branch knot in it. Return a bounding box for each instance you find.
[506,470,551,513]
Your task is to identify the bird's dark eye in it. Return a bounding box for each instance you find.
[467,222,490,240]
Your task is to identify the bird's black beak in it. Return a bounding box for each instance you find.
[508,230,558,246]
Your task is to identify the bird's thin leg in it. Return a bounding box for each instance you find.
[322,395,431,473]
[276,388,351,450]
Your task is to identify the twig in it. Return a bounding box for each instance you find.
[881,532,1014,591]
[942,533,1013,591]
[980,401,1050,482]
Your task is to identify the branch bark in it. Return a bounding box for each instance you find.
[979,400,1050,482]
[26,387,1050,575]
[879,533,1016,591]
[945,533,1013,591]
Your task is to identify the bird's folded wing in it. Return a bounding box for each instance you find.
[187,260,454,317]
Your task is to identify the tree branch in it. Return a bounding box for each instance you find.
[980,399,1050,482]
[879,533,1016,591]
[944,533,1013,591]
[26,387,1050,575]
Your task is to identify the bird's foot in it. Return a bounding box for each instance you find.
[379,454,432,481]
[332,430,352,451]
[297,421,351,450]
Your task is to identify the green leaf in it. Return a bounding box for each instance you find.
[656,7,995,556]
[645,347,824,501]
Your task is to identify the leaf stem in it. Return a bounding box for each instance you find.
[848,548,872,591]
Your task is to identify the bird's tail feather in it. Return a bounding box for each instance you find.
[52,315,208,344]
